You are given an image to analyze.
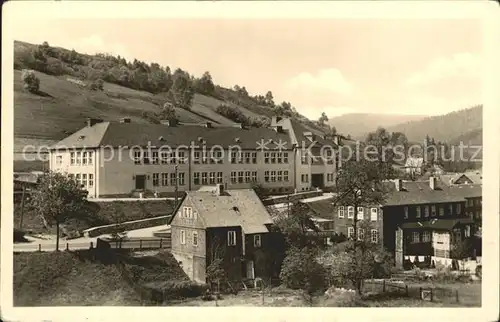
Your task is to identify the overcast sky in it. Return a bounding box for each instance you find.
[11,18,482,120]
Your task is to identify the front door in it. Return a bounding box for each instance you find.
[246,260,255,279]
[135,175,146,190]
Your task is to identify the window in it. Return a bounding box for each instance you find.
[338,206,345,218]
[424,206,430,217]
[371,208,378,221]
[178,151,186,164]
[270,153,276,164]
[56,155,62,166]
[88,151,93,165]
[358,228,365,241]
[439,206,444,216]
[454,228,461,241]
[178,172,185,186]
[254,234,261,247]
[217,172,223,184]
[416,206,421,218]
[264,171,270,182]
[283,171,289,182]
[193,232,198,246]
[75,152,81,165]
[88,174,94,187]
[82,174,87,187]
[412,231,420,243]
[180,230,186,244]
[347,227,354,239]
[422,231,431,242]
[245,171,251,183]
[251,171,258,182]
[447,204,453,216]
[265,152,270,164]
[202,172,208,185]
[404,206,409,219]
[151,151,159,164]
[277,171,283,182]
[237,152,244,164]
[75,173,81,186]
[301,174,309,183]
[283,152,289,163]
[170,173,177,186]
[431,205,436,216]
[134,150,141,164]
[160,152,169,164]
[152,173,159,186]
[238,171,244,183]
[193,172,200,185]
[82,152,87,165]
[456,203,462,215]
[357,207,364,220]
[209,172,216,184]
[347,206,354,219]
[70,152,75,165]
[371,229,378,243]
[245,152,251,164]
[251,152,257,164]
[301,152,308,164]
[201,151,208,164]
[228,231,237,246]
[162,173,169,186]
[464,225,471,238]
[194,151,201,164]
[143,151,150,164]
[277,153,282,164]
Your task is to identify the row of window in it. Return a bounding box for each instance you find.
[152,172,186,187]
[179,230,262,247]
[410,226,471,243]
[466,198,482,207]
[338,206,379,221]
[347,227,379,243]
[301,151,335,165]
[193,172,224,185]
[134,151,187,165]
[230,171,259,184]
[404,203,462,219]
[264,170,289,183]
[68,173,94,188]
[301,174,309,183]
[69,151,94,166]
[264,152,289,164]
[326,173,335,182]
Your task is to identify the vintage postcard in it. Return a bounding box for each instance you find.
[1,1,499,322]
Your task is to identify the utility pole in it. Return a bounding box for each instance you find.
[174,165,179,208]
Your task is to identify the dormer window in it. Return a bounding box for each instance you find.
[78,135,85,141]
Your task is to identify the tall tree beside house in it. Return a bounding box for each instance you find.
[28,172,89,251]
[265,90,275,107]
[206,235,228,292]
[318,112,329,127]
[331,159,392,294]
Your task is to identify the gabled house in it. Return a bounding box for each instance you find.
[439,172,482,186]
[381,177,481,268]
[169,184,276,284]
[404,157,424,176]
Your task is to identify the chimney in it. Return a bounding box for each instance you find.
[120,117,131,124]
[86,118,103,127]
[429,176,437,190]
[205,122,212,128]
[215,183,225,196]
[394,179,403,191]
[275,125,283,133]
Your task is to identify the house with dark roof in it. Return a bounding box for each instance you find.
[439,172,482,186]
[168,184,278,284]
[49,117,341,198]
[381,177,481,268]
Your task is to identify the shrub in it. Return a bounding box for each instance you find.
[148,280,208,302]
[14,229,29,243]
[22,69,40,93]
[216,104,249,125]
[89,78,104,91]
[475,265,482,279]
[279,247,328,292]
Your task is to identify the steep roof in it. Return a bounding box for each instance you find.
[51,122,292,150]
[187,188,273,234]
[300,199,336,220]
[384,180,482,206]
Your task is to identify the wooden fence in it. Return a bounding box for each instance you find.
[31,237,171,252]
[363,279,461,303]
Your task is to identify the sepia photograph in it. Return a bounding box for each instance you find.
[1,1,499,321]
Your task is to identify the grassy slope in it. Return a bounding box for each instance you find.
[15,199,175,234]
[13,250,187,306]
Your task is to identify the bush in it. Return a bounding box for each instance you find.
[279,247,328,292]
[14,229,29,243]
[22,69,40,93]
[475,265,482,279]
[216,104,249,125]
[89,78,104,91]
[148,280,208,301]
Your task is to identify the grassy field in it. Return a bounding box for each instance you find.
[13,250,188,306]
